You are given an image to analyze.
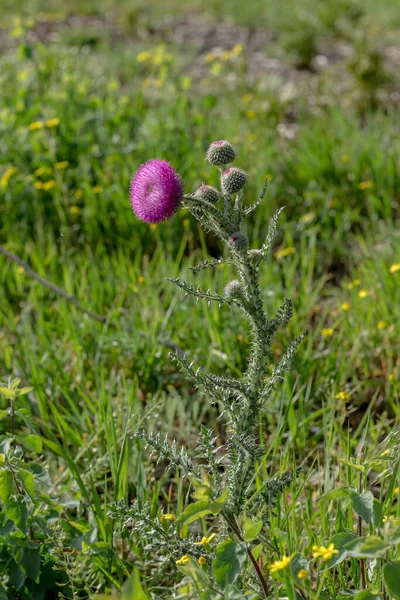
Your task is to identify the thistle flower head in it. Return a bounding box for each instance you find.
[224,280,245,299]
[130,159,183,223]
[206,140,236,166]
[194,184,219,204]
[221,167,248,194]
[229,232,249,251]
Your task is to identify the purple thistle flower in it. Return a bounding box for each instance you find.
[130,159,183,223]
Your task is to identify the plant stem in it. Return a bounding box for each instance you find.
[10,397,14,437]
[358,472,366,589]
[222,512,269,598]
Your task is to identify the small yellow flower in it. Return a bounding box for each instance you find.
[383,515,389,523]
[390,263,400,274]
[35,181,44,190]
[138,276,145,285]
[341,301,351,311]
[246,110,256,119]
[194,533,216,546]
[176,555,190,565]
[275,247,296,259]
[312,544,339,562]
[55,161,69,169]
[394,487,399,494]
[198,556,207,565]
[231,43,243,56]
[35,167,51,176]
[43,180,56,191]
[204,52,216,63]
[353,279,361,286]
[137,50,151,62]
[380,450,390,457]
[46,118,60,128]
[321,328,334,337]
[221,50,231,61]
[378,321,388,330]
[358,289,371,298]
[269,554,294,573]
[389,373,395,381]
[335,391,350,401]
[242,94,253,104]
[74,189,83,199]
[16,266,24,275]
[70,205,81,215]
[1,167,17,188]
[29,120,44,131]
[160,513,175,522]
[297,568,309,579]
[358,180,373,190]
[299,212,315,224]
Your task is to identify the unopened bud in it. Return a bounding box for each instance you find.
[221,167,248,194]
[206,140,236,166]
[224,280,244,299]
[229,232,249,251]
[194,184,219,204]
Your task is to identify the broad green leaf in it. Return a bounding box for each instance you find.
[372,499,383,527]
[18,469,35,499]
[177,489,228,526]
[6,497,28,532]
[21,546,41,580]
[386,517,400,544]
[212,538,247,590]
[0,388,14,399]
[0,410,8,420]
[122,567,149,600]
[351,491,374,524]
[290,553,309,583]
[0,468,14,502]
[10,560,25,591]
[16,387,33,397]
[325,532,357,568]
[383,560,400,599]
[17,434,42,453]
[354,590,382,599]
[345,536,388,558]
[242,516,263,542]
[319,487,356,502]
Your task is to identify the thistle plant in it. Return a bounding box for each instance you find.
[127,140,308,597]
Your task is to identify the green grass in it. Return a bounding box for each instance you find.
[0,2,400,598]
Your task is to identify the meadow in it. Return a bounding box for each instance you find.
[0,1,400,598]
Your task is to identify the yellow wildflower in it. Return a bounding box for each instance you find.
[35,167,51,176]
[321,328,334,337]
[341,301,351,311]
[55,161,69,169]
[198,556,207,565]
[137,50,151,62]
[390,263,400,274]
[46,118,60,128]
[194,533,216,546]
[378,321,388,330]
[1,167,17,188]
[358,180,373,190]
[43,180,56,191]
[221,50,231,61]
[389,373,395,381]
[312,544,339,562]
[353,279,361,286]
[138,276,145,285]
[299,212,315,224]
[176,555,190,565]
[242,94,253,104]
[204,52,215,63]
[335,391,350,401]
[395,487,399,494]
[70,206,81,215]
[74,189,83,199]
[16,266,24,275]
[298,569,309,579]
[275,247,296,259]
[160,513,175,522]
[246,110,256,119]
[35,181,44,190]
[380,450,390,457]
[29,120,44,131]
[358,290,371,298]
[231,43,243,56]
[269,554,294,573]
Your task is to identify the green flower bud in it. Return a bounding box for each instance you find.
[224,280,244,299]
[206,140,236,166]
[229,232,249,251]
[221,167,248,194]
[194,184,220,204]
